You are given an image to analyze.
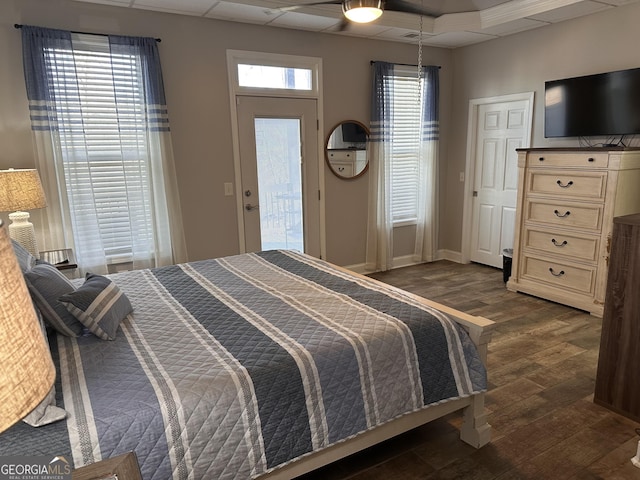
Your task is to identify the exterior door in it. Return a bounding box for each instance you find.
[236,96,320,256]
[468,95,533,268]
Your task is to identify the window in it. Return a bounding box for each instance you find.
[22,26,182,273]
[237,64,312,90]
[227,50,321,97]
[46,38,153,263]
[387,66,424,225]
[367,61,439,270]
[43,35,157,263]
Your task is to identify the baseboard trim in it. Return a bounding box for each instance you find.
[344,263,368,274]
[436,249,465,263]
[344,250,464,274]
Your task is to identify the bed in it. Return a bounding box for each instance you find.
[1,249,494,479]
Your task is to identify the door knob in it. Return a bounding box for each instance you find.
[245,204,259,211]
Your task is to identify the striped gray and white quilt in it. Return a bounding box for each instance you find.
[1,250,486,479]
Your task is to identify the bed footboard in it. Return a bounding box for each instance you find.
[446,308,493,449]
[400,293,494,449]
[366,280,495,449]
[461,391,492,448]
[261,268,496,479]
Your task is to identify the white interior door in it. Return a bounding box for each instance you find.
[468,95,533,268]
[236,96,320,256]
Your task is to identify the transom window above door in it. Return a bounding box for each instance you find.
[227,50,321,97]
[237,64,312,91]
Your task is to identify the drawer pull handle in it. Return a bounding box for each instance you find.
[551,238,568,247]
[588,157,595,162]
[549,268,565,277]
[538,157,545,162]
[556,180,574,188]
[554,209,571,218]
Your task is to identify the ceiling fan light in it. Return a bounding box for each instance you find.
[343,0,383,23]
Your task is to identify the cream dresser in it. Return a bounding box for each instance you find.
[506,148,640,316]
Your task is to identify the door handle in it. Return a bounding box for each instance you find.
[245,204,259,211]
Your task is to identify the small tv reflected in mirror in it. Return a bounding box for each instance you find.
[325,120,370,179]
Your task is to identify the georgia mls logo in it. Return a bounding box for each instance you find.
[48,457,71,475]
[0,455,71,480]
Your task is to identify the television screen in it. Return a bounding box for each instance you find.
[544,67,640,138]
[341,122,367,143]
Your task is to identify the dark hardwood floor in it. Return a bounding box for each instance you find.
[299,260,640,480]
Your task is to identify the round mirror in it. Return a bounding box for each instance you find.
[325,120,370,179]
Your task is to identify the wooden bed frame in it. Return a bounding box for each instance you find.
[261,270,496,479]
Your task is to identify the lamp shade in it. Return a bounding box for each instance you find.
[0,168,47,257]
[0,168,47,212]
[343,0,383,23]
[0,220,55,432]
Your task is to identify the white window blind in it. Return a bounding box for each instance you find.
[44,36,154,263]
[387,68,424,225]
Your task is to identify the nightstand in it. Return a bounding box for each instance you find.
[40,248,78,271]
[72,452,142,480]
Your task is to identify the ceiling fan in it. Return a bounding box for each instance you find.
[273,0,441,29]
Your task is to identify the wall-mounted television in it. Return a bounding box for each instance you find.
[544,67,640,138]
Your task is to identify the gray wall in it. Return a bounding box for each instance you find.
[2,0,640,267]
[0,0,452,267]
[444,2,640,254]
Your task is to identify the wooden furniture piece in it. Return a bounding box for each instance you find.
[594,213,640,422]
[73,451,142,480]
[40,248,78,271]
[507,148,640,316]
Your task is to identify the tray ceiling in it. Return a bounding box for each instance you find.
[72,0,638,48]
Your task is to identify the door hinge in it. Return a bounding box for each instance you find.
[473,191,478,197]
[318,190,321,200]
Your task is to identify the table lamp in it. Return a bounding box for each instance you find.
[0,219,55,432]
[0,168,47,258]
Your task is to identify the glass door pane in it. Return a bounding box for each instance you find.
[254,118,304,252]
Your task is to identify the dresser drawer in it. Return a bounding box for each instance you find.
[523,227,600,262]
[520,255,596,295]
[525,199,603,231]
[527,152,609,168]
[527,170,607,201]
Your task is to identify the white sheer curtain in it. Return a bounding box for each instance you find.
[414,65,439,264]
[21,26,186,274]
[365,62,439,272]
[366,62,394,272]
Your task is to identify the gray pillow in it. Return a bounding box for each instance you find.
[59,273,132,341]
[25,263,83,337]
[11,239,36,273]
[22,385,67,427]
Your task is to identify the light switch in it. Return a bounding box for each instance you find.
[224,182,234,196]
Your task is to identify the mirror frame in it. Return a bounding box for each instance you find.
[325,120,370,180]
